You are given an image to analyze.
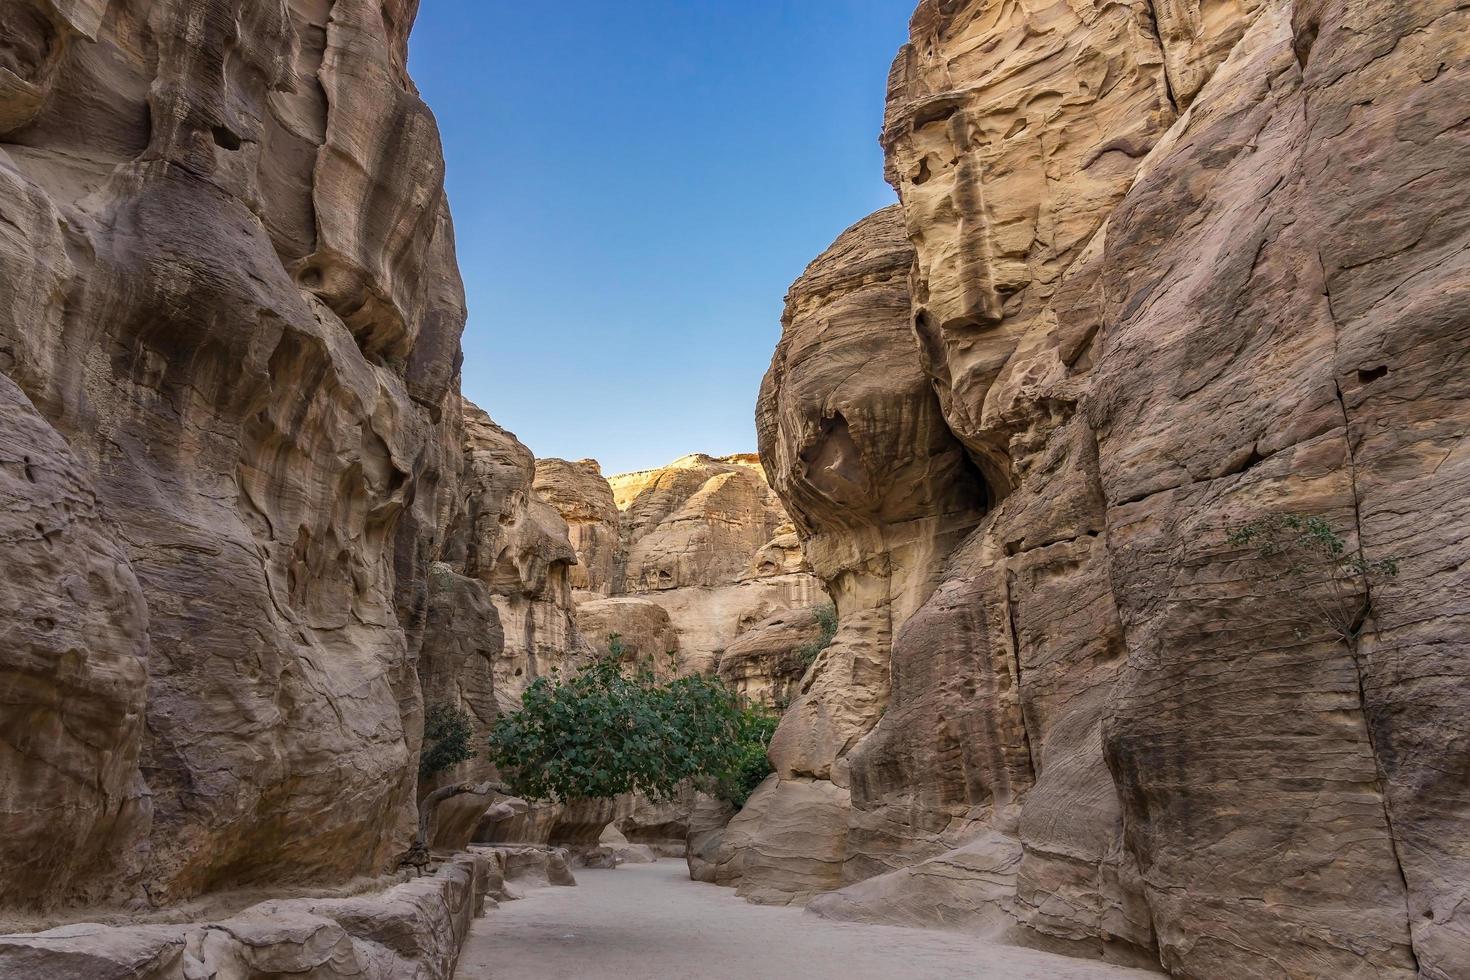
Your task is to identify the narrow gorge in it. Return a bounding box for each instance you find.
[1,1,1466,978]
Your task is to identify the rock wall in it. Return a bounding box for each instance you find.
[0,851,499,980]
[756,1,1470,978]
[418,403,594,850]
[0,0,472,913]
[533,457,620,595]
[539,453,827,691]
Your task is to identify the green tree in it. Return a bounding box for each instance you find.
[486,657,768,805]
[420,702,476,779]
[1228,513,1399,648]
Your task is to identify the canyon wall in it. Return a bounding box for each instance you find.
[539,453,826,696]
[0,0,591,936]
[752,1,1470,978]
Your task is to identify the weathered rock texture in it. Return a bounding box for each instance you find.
[0,0,599,946]
[417,404,594,850]
[754,2,1470,978]
[0,851,497,980]
[740,206,988,905]
[539,452,827,691]
[533,458,620,595]
[0,0,475,913]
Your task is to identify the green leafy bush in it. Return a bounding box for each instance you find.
[420,703,476,779]
[1228,512,1399,646]
[487,657,764,805]
[712,704,779,808]
[797,603,838,669]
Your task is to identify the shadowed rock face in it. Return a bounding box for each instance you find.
[0,0,468,911]
[739,207,989,904]
[758,1,1470,977]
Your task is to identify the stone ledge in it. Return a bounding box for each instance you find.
[0,852,495,979]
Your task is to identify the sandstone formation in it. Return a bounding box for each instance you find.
[0,852,497,980]
[749,2,1470,978]
[0,0,472,912]
[539,452,827,692]
[715,606,823,707]
[733,205,987,905]
[0,0,596,956]
[533,458,620,595]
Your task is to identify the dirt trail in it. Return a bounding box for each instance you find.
[457,859,1158,979]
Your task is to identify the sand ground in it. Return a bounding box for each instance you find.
[456,859,1158,979]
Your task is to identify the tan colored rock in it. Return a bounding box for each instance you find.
[685,794,737,884]
[713,777,850,906]
[575,596,680,677]
[772,1,1470,978]
[740,206,988,903]
[716,607,823,708]
[533,458,620,595]
[0,852,496,979]
[0,0,468,911]
[446,405,590,714]
[538,451,827,685]
[882,0,1174,475]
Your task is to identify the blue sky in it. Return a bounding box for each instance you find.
[410,1,912,476]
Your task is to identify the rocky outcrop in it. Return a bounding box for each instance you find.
[0,0,596,942]
[418,403,593,849]
[716,607,823,707]
[538,452,827,692]
[0,852,498,980]
[756,1,1470,978]
[533,458,620,596]
[737,206,988,904]
[575,596,680,677]
[0,0,468,912]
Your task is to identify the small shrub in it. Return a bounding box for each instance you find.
[420,703,476,779]
[797,603,839,669]
[1228,512,1399,647]
[712,704,779,808]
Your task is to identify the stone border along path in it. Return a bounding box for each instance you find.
[458,859,1159,979]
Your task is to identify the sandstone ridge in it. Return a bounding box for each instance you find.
[745,2,1470,979]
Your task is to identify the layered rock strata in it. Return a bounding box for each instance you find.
[730,205,988,905]
[753,2,1470,978]
[0,852,497,980]
[0,0,470,912]
[539,452,826,691]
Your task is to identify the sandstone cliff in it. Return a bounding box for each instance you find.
[0,0,473,912]
[538,453,826,691]
[752,2,1470,978]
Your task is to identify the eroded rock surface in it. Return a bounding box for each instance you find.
[0,852,497,980]
[753,1,1470,978]
[0,0,471,911]
[538,452,827,691]
[739,206,988,903]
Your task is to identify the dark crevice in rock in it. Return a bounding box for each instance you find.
[1000,570,1039,785]
[211,125,242,151]
[1320,245,1423,973]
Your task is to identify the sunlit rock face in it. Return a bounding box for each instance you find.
[0,0,466,910]
[533,458,621,596]
[760,1,1470,977]
[537,452,825,685]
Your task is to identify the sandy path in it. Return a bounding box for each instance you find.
[456,859,1157,979]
